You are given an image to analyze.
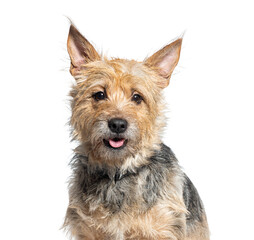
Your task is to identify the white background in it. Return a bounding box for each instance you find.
[0,1,253,239]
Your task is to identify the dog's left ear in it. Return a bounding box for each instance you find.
[144,38,182,88]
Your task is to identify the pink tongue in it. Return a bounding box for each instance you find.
[109,139,125,148]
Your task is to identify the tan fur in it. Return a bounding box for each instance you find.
[185,214,210,240]
[64,24,210,240]
[70,59,165,168]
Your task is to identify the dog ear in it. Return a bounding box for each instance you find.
[144,38,182,88]
[67,24,101,76]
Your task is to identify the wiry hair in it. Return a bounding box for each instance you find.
[63,24,210,240]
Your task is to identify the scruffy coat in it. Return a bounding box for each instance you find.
[63,24,210,240]
[64,144,209,240]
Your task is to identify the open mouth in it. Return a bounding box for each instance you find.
[103,138,128,150]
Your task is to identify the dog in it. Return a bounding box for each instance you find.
[63,24,210,240]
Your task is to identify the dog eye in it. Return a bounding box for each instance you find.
[93,91,106,101]
[132,93,143,104]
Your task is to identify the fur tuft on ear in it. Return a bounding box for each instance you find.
[144,38,182,88]
[67,24,101,76]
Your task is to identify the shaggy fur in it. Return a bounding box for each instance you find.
[63,24,210,240]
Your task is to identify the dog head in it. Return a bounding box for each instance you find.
[67,25,182,167]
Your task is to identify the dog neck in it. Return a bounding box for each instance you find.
[72,149,149,183]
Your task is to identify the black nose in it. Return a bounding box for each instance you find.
[108,118,128,133]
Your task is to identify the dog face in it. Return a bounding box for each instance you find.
[67,25,182,165]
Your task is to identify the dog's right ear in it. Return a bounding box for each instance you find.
[67,25,101,76]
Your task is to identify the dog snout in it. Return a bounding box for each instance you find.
[108,118,128,134]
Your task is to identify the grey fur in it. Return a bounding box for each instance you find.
[68,143,205,222]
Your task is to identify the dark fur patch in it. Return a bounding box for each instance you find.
[69,144,204,223]
[69,144,178,212]
[183,174,204,222]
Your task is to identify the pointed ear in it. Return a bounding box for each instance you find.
[67,24,101,76]
[144,38,182,88]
